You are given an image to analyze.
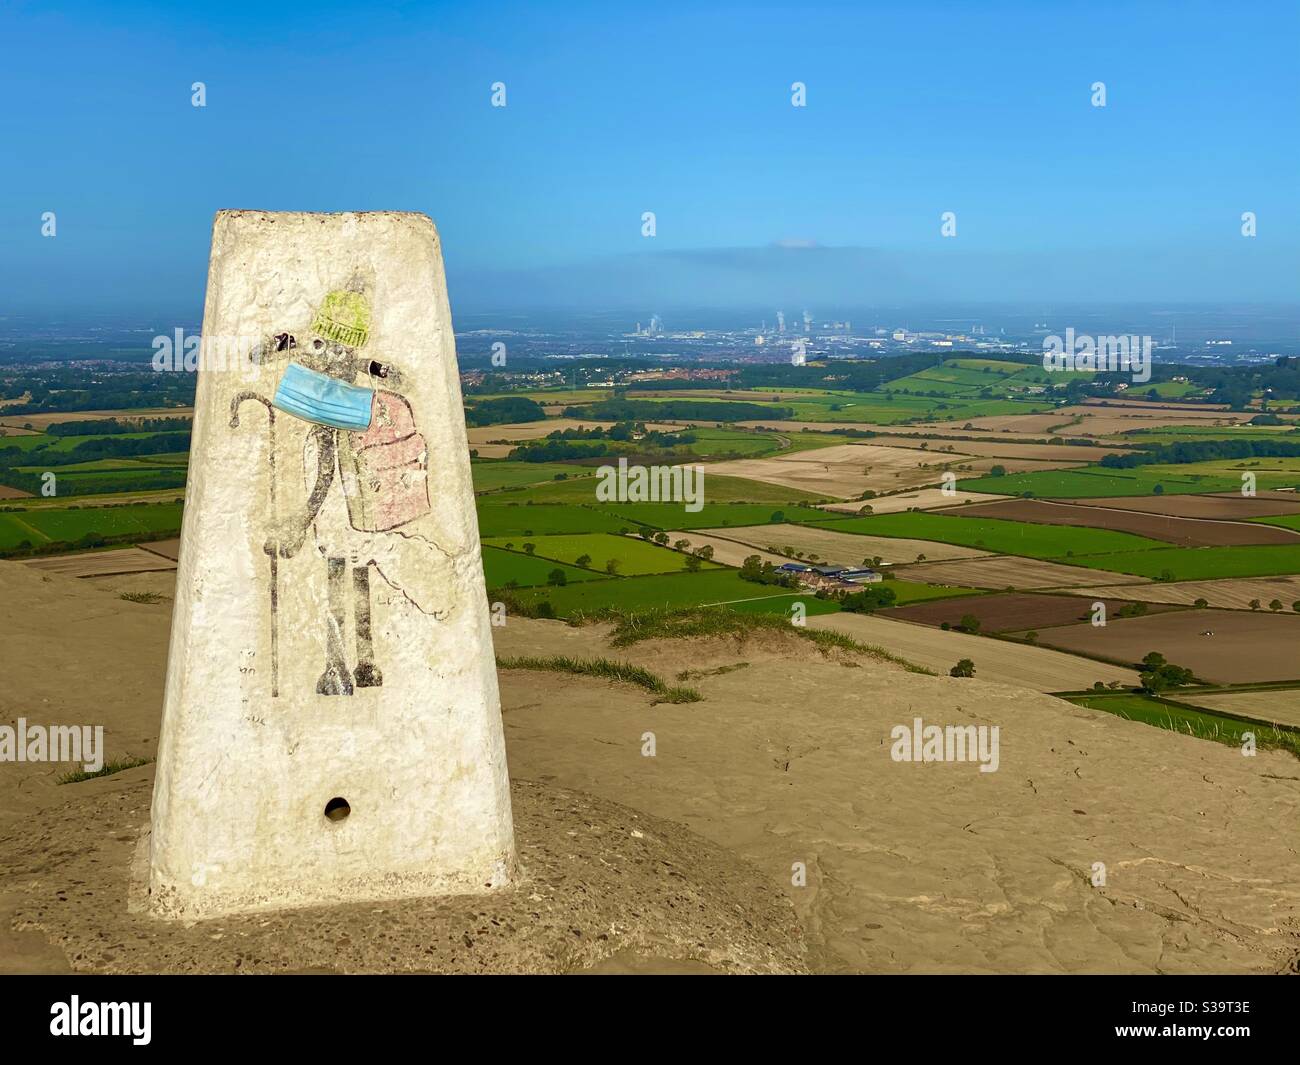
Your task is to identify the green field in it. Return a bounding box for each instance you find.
[507,470,826,505]
[945,358,1029,374]
[0,425,192,499]
[484,533,722,576]
[960,455,1300,499]
[780,395,1051,425]
[880,365,1024,395]
[915,397,1055,421]
[1055,544,1300,581]
[882,579,986,605]
[475,500,833,537]
[596,502,838,530]
[1144,458,1300,492]
[715,593,841,617]
[778,431,857,454]
[475,503,634,537]
[470,461,595,492]
[811,511,1167,559]
[879,360,1098,400]
[132,452,190,465]
[470,389,613,406]
[13,487,186,510]
[34,470,188,494]
[1006,365,1096,387]
[484,427,797,463]
[481,546,600,588]
[0,502,184,551]
[1140,381,1200,399]
[501,569,811,617]
[0,431,164,455]
[15,457,173,473]
[780,395,935,422]
[956,466,1243,498]
[1122,425,1300,444]
[676,427,786,457]
[1250,513,1300,532]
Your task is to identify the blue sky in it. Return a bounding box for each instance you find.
[1,0,1297,315]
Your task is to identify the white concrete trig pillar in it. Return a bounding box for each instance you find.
[149,211,515,919]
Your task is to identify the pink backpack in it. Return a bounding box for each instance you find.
[340,390,431,532]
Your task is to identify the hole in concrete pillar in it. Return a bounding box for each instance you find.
[324,797,351,822]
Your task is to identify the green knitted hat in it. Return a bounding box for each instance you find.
[311,290,371,349]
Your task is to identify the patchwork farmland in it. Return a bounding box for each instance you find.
[8,356,1300,757]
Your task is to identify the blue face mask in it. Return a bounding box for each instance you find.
[272,361,374,431]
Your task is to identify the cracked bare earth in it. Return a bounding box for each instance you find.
[1,561,1298,973]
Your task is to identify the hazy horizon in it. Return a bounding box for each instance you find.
[2,0,1297,315]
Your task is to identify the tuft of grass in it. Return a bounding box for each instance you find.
[57,755,152,785]
[574,606,934,674]
[496,654,702,703]
[119,591,166,604]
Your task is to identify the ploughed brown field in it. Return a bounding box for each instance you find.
[883,592,1182,634]
[893,555,1149,590]
[1065,493,1300,519]
[1017,609,1300,685]
[937,498,1300,547]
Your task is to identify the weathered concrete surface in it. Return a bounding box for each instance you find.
[149,212,514,918]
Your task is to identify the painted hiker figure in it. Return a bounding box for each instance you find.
[251,285,449,696]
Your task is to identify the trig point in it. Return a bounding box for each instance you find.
[149,211,516,919]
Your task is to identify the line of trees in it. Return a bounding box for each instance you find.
[464,396,547,426]
[46,416,191,436]
[1099,437,1300,469]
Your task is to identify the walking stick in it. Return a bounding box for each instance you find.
[230,392,279,698]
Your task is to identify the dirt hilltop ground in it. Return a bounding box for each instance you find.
[1,560,1298,974]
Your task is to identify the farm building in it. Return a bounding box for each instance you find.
[839,568,883,584]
